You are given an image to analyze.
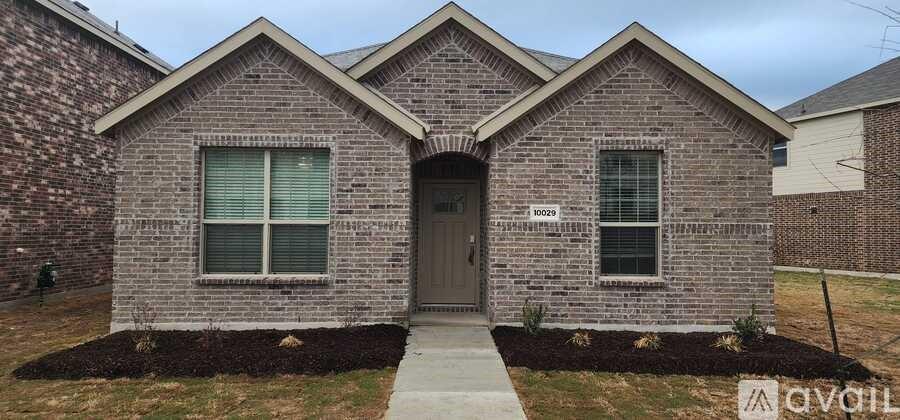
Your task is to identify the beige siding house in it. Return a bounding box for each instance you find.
[774,57,900,274]
[773,111,864,196]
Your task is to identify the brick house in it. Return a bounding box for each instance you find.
[1,0,170,303]
[97,3,794,332]
[774,58,900,274]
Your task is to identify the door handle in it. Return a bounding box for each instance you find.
[467,234,476,266]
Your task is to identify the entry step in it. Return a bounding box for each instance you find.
[410,312,489,327]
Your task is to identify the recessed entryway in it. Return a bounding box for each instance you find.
[411,154,487,314]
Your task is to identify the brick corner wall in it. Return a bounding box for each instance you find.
[861,104,900,273]
[0,0,164,303]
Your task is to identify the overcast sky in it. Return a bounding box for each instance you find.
[82,0,898,110]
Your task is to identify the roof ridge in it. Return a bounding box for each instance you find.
[325,42,573,61]
[522,47,577,61]
[323,42,387,57]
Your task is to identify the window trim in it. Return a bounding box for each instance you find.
[597,151,662,280]
[773,140,788,169]
[199,148,330,277]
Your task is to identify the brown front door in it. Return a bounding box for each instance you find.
[418,181,479,305]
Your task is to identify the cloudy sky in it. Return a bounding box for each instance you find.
[82,0,898,110]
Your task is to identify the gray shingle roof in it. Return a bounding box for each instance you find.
[44,0,173,72]
[777,56,900,119]
[323,42,577,73]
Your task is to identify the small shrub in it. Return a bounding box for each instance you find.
[278,334,304,348]
[521,299,547,336]
[732,304,767,341]
[341,304,367,328]
[130,300,157,353]
[197,318,222,350]
[134,335,156,353]
[633,333,662,350]
[567,331,592,348]
[712,334,744,353]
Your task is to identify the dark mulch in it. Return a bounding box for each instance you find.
[14,325,408,380]
[492,327,872,380]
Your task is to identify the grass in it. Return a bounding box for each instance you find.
[510,270,900,419]
[0,293,396,419]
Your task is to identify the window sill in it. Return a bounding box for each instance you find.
[196,275,329,286]
[595,276,665,288]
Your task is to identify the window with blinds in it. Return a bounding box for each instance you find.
[598,152,660,276]
[202,148,330,275]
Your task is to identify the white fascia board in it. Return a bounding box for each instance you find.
[95,18,427,140]
[475,23,795,142]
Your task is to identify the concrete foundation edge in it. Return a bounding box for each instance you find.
[776,266,900,280]
[0,283,112,310]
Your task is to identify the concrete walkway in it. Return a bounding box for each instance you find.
[386,326,527,420]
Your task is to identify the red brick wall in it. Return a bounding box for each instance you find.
[862,104,900,273]
[0,0,163,302]
[773,191,865,270]
[772,104,899,274]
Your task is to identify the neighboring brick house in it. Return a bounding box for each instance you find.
[96,3,793,332]
[0,0,170,303]
[774,58,900,274]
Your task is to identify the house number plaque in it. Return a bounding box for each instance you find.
[529,205,560,222]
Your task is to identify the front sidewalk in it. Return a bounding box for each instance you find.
[387,326,527,420]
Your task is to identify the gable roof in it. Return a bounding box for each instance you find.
[35,0,172,74]
[777,57,900,121]
[94,18,428,139]
[324,42,577,73]
[345,2,558,82]
[473,22,795,142]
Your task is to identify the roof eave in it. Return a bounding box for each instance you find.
[785,96,900,123]
[475,23,795,142]
[35,0,171,74]
[346,2,557,82]
[94,18,427,140]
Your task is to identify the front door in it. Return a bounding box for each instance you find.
[418,182,479,305]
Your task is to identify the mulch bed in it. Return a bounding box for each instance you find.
[492,327,872,380]
[14,325,408,380]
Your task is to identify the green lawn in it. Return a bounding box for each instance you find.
[0,293,395,419]
[510,271,900,419]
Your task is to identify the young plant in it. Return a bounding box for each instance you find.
[134,335,156,353]
[732,304,767,342]
[341,304,367,328]
[521,299,547,336]
[130,300,158,353]
[712,334,744,353]
[567,331,592,348]
[197,317,222,350]
[633,333,662,350]
[278,334,304,348]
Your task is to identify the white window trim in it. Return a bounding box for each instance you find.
[199,149,330,277]
[773,140,789,169]
[598,152,662,279]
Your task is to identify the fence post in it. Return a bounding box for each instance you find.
[820,268,851,420]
